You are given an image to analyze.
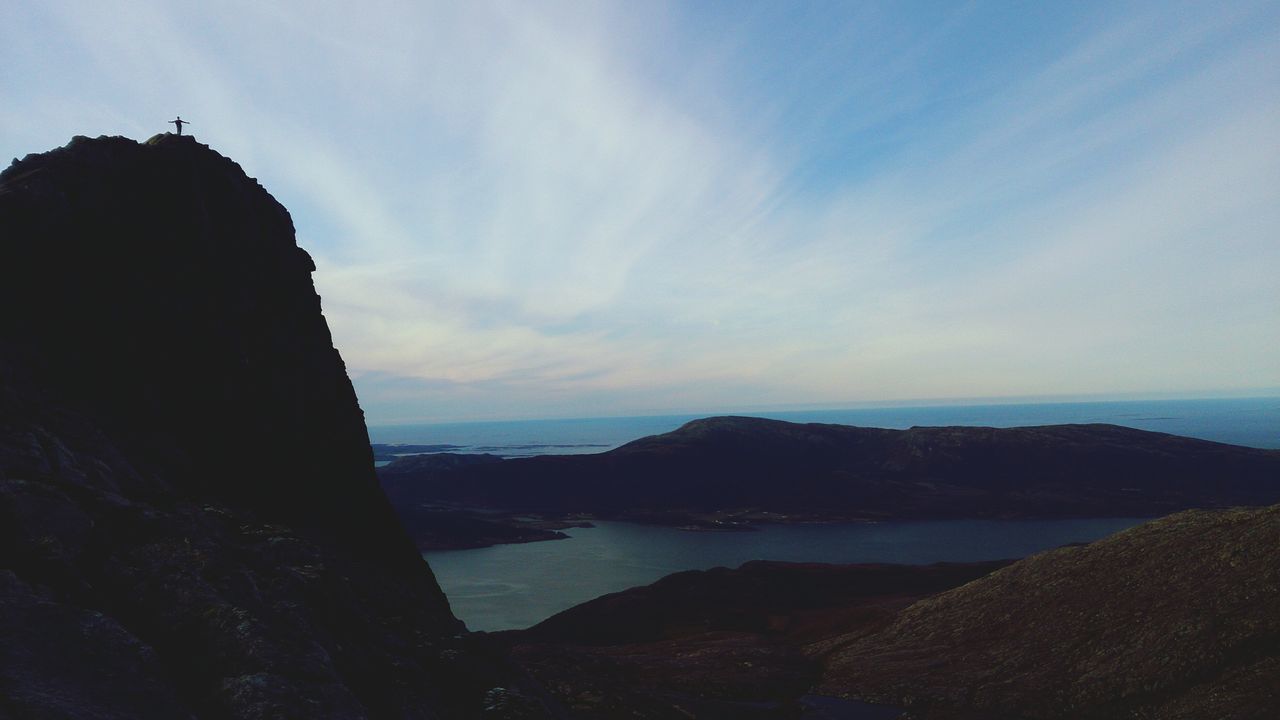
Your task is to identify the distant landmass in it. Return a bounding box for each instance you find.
[503,559,1010,718]
[379,416,1280,545]
[371,442,466,461]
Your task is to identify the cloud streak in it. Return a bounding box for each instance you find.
[3,0,1277,422]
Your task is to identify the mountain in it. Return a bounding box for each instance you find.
[0,135,558,719]
[818,504,1280,719]
[379,416,1280,522]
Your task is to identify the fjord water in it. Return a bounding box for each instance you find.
[425,517,1145,631]
[381,397,1279,631]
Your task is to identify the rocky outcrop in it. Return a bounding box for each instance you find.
[819,504,1280,719]
[379,416,1280,522]
[0,135,557,718]
[0,134,406,548]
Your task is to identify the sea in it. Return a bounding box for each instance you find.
[370,397,1280,457]
[369,397,1280,631]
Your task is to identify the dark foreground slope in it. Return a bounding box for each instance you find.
[820,504,1280,719]
[381,416,1280,521]
[498,506,1280,719]
[503,560,1009,719]
[0,136,556,718]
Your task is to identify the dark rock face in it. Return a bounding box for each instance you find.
[0,134,402,547]
[386,416,1280,520]
[0,135,556,719]
[819,504,1280,719]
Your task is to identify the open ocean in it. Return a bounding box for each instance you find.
[369,396,1280,456]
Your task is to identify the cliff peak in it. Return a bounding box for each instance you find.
[0,135,555,718]
[0,133,360,531]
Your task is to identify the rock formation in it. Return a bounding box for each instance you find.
[0,135,557,718]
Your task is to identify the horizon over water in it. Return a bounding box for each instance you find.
[369,396,1280,455]
[377,396,1278,631]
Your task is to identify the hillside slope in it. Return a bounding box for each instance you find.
[502,560,1009,719]
[819,504,1280,718]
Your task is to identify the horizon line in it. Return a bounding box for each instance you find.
[365,389,1280,428]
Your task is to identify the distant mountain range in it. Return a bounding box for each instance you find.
[380,416,1280,529]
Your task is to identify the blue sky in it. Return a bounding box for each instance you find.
[4,1,1278,423]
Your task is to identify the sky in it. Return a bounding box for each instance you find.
[3,1,1279,423]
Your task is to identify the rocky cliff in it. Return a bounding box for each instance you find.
[0,135,556,718]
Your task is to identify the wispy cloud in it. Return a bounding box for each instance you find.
[3,1,1277,422]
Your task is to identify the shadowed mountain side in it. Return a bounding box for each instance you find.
[0,136,560,719]
[500,560,1010,719]
[513,560,1013,647]
[379,416,1280,520]
[818,504,1280,719]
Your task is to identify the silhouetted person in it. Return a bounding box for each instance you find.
[169,116,191,135]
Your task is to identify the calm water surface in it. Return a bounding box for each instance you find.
[425,517,1145,631]
[404,398,1274,630]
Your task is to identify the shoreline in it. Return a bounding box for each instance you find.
[415,504,1165,551]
